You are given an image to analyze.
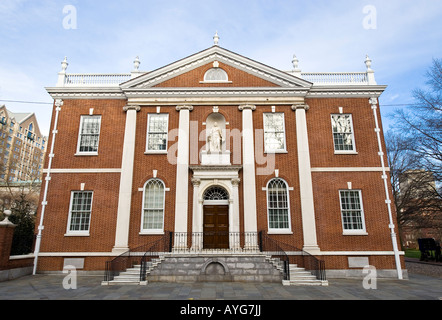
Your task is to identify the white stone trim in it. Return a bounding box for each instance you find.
[311,167,389,172]
[34,250,404,257]
[43,168,122,174]
[317,251,405,256]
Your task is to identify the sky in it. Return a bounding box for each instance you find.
[0,0,441,136]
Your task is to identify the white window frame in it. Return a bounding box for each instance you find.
[339,190,367,235]
[145,114,169,154]
[331,114,357,154]
[266,178,292,234]
[76,115,102,156]
[140,179,166,234]
[201,68,231,83]
[66,191,94,236]
[263,112,287,153]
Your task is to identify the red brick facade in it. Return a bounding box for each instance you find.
[37,45,405,278]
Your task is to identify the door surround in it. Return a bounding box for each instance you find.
[189,165,242,251]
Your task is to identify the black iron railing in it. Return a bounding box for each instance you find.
[104,230,325,283]
[302,250,327,281]
[258,231,290,280]
[139,232,173,281]
[259,231,326,281]
[104,232,172,282]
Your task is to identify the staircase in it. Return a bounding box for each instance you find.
[283,264,329,286]
[102,256,165,286]
[103,253,327,286]
[265,255,328,286]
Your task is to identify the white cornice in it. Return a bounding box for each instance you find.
[306,85,387,98]
[46,87,127,100]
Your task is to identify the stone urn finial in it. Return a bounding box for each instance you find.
[0,210,15,226]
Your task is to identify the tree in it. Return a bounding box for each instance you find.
[387,58,442,246]
[0,163,39,255]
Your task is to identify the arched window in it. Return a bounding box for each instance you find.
[204,186,229,200]
[204,68,229,82]
[28,123,33,132]
[267,178,291,232]
[142,179,165,232]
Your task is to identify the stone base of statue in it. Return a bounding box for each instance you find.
[201,150,231,165]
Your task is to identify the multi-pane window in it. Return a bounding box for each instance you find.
[339,190,366,233]
[146,114,168,152]
[331,114,355,152]
[68,191,93,233]
[263,113,286,152]
[267,178,291,231]
[77,116,101,153]
[142,179,165,232]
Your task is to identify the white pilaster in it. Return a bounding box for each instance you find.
[113,105,140,254]
[238,104,258,249]
[231,178,241,250]
[174,105,193,249]
[292,104,320,254]
[191,178,202,251]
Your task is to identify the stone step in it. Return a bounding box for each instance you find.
[283,279,329,286]
[103,254,328,286]
[147,254,283,283]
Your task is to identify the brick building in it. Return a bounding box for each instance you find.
[0,105,47,183]
[34,37,405,283]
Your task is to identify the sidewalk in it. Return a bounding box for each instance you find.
[0,273,440,300]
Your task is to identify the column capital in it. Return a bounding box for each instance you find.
[291,104,310,111]
[123,105,141,112]
[369,97,378,106]
[238,104,256,111]
[54,99,64,108]
[176,105,194,112]
[191,178,201,187]
[231,178,241,186]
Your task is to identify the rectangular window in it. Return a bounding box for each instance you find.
[263,113,286,152]
[331,114,356,152]
[68,191,93,234]
[77,115,101,154]
[146,114,169,152]
[339,190,366,234]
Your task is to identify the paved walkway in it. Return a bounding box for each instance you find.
[0,273,440,300]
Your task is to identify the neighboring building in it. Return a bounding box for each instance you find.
[0,105,47,183]
[35,36,405,281]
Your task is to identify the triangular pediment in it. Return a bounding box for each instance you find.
[120,46,312,89]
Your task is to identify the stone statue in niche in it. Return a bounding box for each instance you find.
[208,122,223,153]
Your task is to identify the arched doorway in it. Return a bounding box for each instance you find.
[203,186,229,249]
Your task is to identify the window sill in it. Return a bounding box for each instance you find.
[75,152,98,157]
[199,81,233,84]
[265,150,288,154]
[64,232,90,237]
[334,151,358,155]
[144,151,168,155]
[139,231,165,235]
[268,230,293,235]
[342,231,368,236]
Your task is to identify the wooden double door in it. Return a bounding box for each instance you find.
[203,205,229,249]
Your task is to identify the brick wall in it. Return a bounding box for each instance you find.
[35,95,402,272]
